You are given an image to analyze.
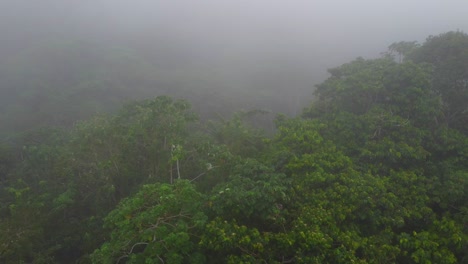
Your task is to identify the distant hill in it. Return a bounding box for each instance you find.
[0,37,312,138]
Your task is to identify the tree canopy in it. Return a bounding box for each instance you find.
[1,31,467,263]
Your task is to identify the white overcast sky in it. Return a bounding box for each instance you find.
[3,1,467,47]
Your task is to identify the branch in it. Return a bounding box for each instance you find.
[129,242,148,255]
[116,242,149,263]
[190,166,218,182]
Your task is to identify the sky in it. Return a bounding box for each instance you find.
[3,0,467,60]
[1,0,467,114]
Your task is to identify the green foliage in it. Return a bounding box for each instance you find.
[1,32,467,263]
[407,31,468,133]
[307,56,442,128]
[388,41,420,62]
[65,96,198,203]
[208,159,290,229]
[205,110,267,157]
[91,180,207,264]
[398,217,463,264]
[201,218,279,263]
[272,111,467,263]
[0,179,46,263]
[290,46,467,262]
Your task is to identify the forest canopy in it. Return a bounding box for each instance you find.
[0,31,467,263]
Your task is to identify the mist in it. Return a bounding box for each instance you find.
[1,2,468,262]
[1,0,467,132]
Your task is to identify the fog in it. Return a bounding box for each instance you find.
[1,0,467,132]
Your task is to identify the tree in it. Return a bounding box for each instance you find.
[388,41,420,63]
[306,56,442,127]
[91,180,207,264]
[407,31,468,133]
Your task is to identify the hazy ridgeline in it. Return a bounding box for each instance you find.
[1,0,467,136]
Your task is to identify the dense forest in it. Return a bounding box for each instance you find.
[0,31,467,263]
